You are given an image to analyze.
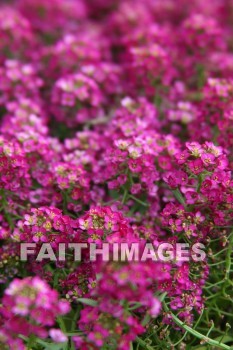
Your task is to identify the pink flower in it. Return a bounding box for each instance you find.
[201,152,215,165]
[49,329,68,343]
[128,158,142,173]
[150,297,161,317]
[188,159,204,174]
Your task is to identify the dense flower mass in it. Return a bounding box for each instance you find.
[0,0,232,349]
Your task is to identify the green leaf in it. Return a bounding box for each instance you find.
[157,292,167,302]
[36,339,68,350]
[141,313,151,326]
[172,189,186,207]
[77,298,98,307]
[128,302,142,311]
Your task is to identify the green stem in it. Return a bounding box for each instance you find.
[122,188,128,204]
[136,337,155,350]
[129,195,149,207]
[163,303,232,350]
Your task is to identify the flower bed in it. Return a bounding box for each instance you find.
[0,1,232,349]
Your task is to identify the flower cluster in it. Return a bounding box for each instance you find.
[51,73,104,126]
[0,60,43,104]
[0,277,70,346]
[75,261,166,349]
[0,0,232,349]
[13,207,78,246]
